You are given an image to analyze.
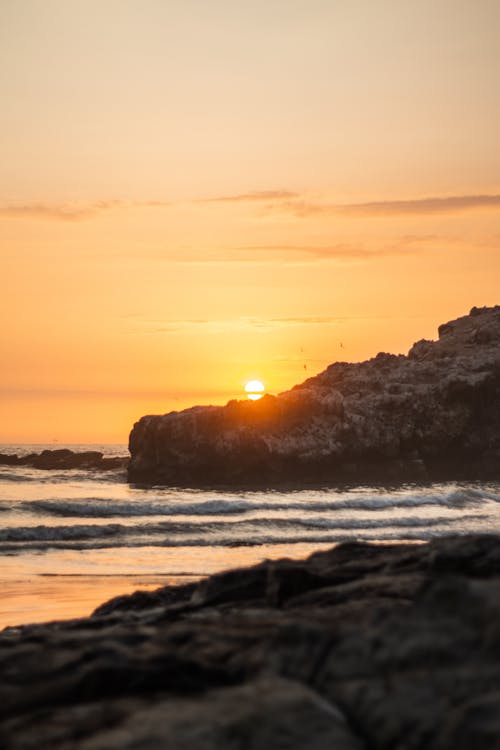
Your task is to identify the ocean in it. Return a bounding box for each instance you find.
[1,442,500,628]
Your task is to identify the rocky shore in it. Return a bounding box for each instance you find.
[128,305,500,485]
[2,533,500,748]
[0,449,128,471]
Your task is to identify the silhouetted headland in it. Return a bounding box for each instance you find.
[3,533,500,748]
[129,305,500,486]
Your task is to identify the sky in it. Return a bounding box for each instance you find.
[1,0,500,443]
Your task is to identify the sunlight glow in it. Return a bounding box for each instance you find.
[2,2,500,441]
[245,380,265,401]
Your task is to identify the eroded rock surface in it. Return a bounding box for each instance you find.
[128,305,500,485]
[3,535,500,748]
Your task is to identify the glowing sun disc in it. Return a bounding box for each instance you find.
[245,379,265,400]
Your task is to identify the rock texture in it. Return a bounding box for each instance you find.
[0,449,128,471]
[128,305,500,485]
[3,534,500,748]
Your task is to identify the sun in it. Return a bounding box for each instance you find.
[245,380,265,401]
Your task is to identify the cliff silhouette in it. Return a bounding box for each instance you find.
[129,306,500,485]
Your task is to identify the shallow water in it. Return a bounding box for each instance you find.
[1,443,500,628]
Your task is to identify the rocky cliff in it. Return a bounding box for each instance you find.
[3,534,500,749]
[128,306,500,485]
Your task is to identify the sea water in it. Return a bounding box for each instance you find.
[1,442,500,628]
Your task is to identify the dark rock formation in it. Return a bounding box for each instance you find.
[128,305,500,485]
[0,449,129,471]
[3,534,500,748]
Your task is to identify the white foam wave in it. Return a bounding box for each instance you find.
[24,487,495,520]
[0,511,481,547]
[27,498,254,517]
[298,513,483,530]
[0,467,126,484]
[0,524,125,542]
[0,525,487,554]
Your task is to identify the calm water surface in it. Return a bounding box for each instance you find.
[2,443,500,628]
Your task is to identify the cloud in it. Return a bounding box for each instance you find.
[233,241,422,260]
[337,194,500,216]
[135,313,431,339]
[198,189,500,217]
[0,385,231,400]
[137,316,348,336]
[198,190,300,204]
[266,316,344,326]
[171,237,428,264]
[0,201,121,221]
[111,235,430,266]
[263,193,500,218]
[5,189,497,224]
[0,200,170,222]
[138,200,172,208]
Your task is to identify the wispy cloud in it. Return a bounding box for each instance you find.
[4,190,498,223]
[1,385,232,400]
[233,240,423,260]
[138,200,172,207]
[199,190,500,217]
[109,235,432,266]
[0,201,120,221]
[137,315,347,335]
[171,235,431,265]
[260,193,500,218]
[233,243,364,259]
[0,200,171,222]
[266,316,345,325]
[133,313,434,338]
[198,190,299,204]
[334,194,500,216]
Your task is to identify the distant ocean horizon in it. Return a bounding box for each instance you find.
[1,442,500,629]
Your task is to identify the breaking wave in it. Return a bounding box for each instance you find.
[0,512,485,552]
[1,451,499,562]
[22,486,499,519]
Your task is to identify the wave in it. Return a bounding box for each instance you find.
[26,498,256,517]
[24,487,498,519]
[0,525,489,554]
[0,468,126,484]
[0,524,126,542]
[0,512,483,546]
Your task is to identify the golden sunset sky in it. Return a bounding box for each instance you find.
[1,0,500,443]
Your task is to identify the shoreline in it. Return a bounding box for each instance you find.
[0,541,348,630]
[0,573,202,631]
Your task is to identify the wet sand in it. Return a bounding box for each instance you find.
[0,542,336,629]
[0,574,201,629]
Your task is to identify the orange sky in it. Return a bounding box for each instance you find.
[1,1,500,443]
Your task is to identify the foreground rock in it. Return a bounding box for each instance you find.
[128,305,500,485]
[3,534,500,748]
[0,449,129,471]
